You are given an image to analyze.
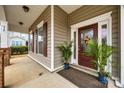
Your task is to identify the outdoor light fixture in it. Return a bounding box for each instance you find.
[19,22,24,25]
[22,6,30,12]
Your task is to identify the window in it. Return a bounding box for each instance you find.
[29,22,47,56]
[20,41,22,46]
[12,41,15,46]
[99,20,109,45]
[16,41,19,46]
[74,32,76,59]
[37,27,44,54]
[37,22,47,56]
[101,24,107,44]
[29,32,33,51]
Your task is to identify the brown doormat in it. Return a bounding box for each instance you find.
[57,67,106,88]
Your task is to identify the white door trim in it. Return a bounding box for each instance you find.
[121,5,124,87]
[71,11,112,72]
[71,11,112,29]
[71,28,78,65]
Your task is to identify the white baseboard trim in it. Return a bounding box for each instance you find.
[115,80,124,88]
[28,54,64,73]
[53,65,64,72]
[111,76,122,87]
[28,54,53,72]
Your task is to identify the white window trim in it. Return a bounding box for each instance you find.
[37,21,44,28]
[71,11,112,72]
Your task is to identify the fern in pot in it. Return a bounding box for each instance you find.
[85,40,113,84]
[57,41,72,70]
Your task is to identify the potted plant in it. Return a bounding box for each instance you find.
[85,40,113,84]
[57,41,73,70]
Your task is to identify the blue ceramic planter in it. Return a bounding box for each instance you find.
[98,73,108,85]
[64,63,70,70]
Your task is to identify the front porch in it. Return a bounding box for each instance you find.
[4,55,116,88]
[0,5,123,88]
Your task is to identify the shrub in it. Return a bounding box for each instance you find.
[11,46,28,55]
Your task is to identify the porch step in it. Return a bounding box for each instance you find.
[70,64,98,77]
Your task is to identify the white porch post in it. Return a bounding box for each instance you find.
[0,21,8,48]
[120,5,124,87]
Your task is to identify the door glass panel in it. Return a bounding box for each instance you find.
[101,24,107,44]
[81,29,93,55]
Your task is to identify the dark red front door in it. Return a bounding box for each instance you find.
[78,23,98,69]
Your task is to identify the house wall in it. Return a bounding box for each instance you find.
[0,6,6,21]
[54,6,68,69]
[68,5,120,79]
[29,6,51,69]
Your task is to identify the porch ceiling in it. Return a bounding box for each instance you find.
[4,5,48,33]
[59,5,82,14]
[4,5,82,33]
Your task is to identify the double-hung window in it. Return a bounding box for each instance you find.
[37,22,47,57]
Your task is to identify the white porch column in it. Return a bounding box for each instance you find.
[0,21,8,48]
[120,5,124,87]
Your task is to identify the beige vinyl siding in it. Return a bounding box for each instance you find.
[54,6,68,69]
[68,5,120,79]
[29,6,51,68]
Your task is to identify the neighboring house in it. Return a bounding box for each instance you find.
[28,5,124,87]
[10,37,27,46]
[9,31,28,46]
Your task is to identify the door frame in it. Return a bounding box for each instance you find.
[121,5,124,87]
[71,11,112,72]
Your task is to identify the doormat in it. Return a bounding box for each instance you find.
[57,67,106,88]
